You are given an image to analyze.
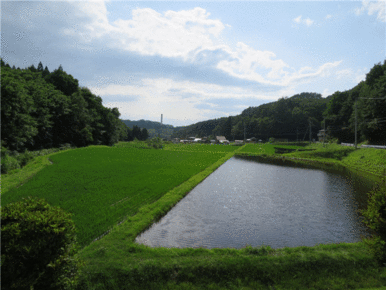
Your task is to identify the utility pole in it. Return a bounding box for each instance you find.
[243,120,246,142]
[355,102,357,149]
[323,118,326,147]
[158,114,163,139]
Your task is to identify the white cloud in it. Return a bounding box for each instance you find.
[65,4,339,90]
[355,0,386,22]
[322,88,332,98]
[336,69,353,80]
[325,14,332,20]
[65,4,227,59]
[293,15,314,26]
[294,15,302,23]
[335,67,367,83]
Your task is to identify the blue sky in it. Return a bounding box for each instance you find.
[2,1,385,126]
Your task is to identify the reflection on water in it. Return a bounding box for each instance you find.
[135,156,374,249]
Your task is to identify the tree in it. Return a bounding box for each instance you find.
[132,125,141,140]
[28,64,37,72]
[141,128,149,140]
[223,116,232,140]
[46,65,79,96]
[37,61,43,71]
[42,66,50,78]
[1,68,38,150]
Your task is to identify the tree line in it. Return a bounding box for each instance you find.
[173,61,386,145]
[1,60,138,152]
[323,61,386,145]
[173,92,329,142]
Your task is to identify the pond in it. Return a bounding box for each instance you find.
[135,156,375,249]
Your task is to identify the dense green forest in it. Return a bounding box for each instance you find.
[0,60,154,152]
[173,93,329,141]
[324,60,386,144]
[173,61,386,145]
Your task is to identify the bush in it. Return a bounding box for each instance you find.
[60,143,73,150]
[360,179,386,265]
[146,137,163,149]
[18,149,35,167]
[1,197,83,289]
[1,154,21,174]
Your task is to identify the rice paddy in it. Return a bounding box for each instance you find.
[2,145,228,246]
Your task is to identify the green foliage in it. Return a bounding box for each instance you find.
[1,61,124,151]
[45,64,79,97]
[1,197,82,290]
[174,93,327,142]
[146,137,163,149]
[360,179,386,265]
[324,61,386,144]
[18,149,35,167]
[1,154,21,174]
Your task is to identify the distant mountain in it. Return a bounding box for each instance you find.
[121,119,174,139]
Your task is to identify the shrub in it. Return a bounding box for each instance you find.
[60,143,73,150]
[1,154,21,174]
[1,197,83,289]
[360,179,386,265]
[18,149,35,167]
[146,137,163,149]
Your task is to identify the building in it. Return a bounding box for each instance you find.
[246,137,257,143]
[216,136,229,144]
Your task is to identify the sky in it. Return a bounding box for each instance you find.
[2,1,385,126]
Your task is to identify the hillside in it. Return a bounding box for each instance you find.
[173,92,329,142]
[121,119,174,139]
[173,61,386,145]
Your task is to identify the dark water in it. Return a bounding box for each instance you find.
[135,156,375,249]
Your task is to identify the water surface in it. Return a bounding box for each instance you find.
[136,156,373,249]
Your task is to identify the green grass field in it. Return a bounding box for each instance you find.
[2,145,228,246]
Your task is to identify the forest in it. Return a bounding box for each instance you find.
[173,61,386,145]
[1,59,150,152]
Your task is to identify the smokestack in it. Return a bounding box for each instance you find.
[161,114,163,125]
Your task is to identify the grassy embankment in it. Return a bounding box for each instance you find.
[238,143,385,182]
[2,142,386,289]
